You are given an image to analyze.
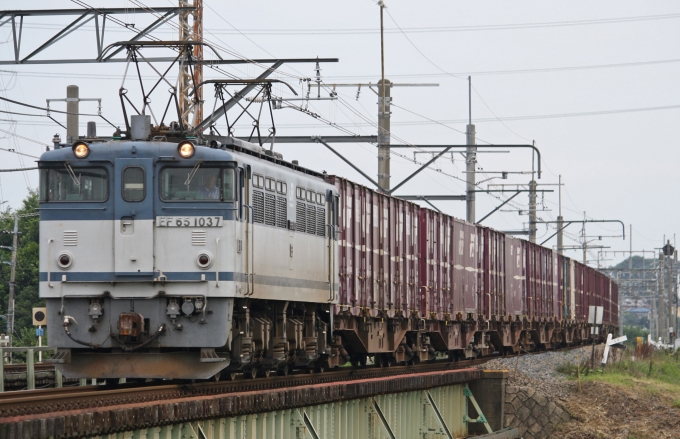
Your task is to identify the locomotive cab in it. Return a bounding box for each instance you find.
[40,139,242,379]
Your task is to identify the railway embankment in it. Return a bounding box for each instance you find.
[482,346,680,438]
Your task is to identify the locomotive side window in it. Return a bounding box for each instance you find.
[160,167,235,201]
[40,167,108,202]
[253,174,264,188]
[276,181,287,195]
[265,177,275,191]
[122,167,145,202]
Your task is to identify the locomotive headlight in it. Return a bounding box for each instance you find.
[57,251,74,269]
[72,141,90,159]
[178,141,195,158]
[196,252,213,269]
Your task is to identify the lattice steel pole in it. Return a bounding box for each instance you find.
[179,0,203,130]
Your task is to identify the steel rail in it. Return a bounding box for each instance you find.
[0,343,595,418]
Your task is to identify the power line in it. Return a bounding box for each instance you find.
[0,128,50,148]
[18,11,680,35]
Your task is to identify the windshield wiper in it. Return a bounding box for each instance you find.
[184,161,202,186]
[64,162,81,187]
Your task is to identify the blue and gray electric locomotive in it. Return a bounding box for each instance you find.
[41,117,339,379]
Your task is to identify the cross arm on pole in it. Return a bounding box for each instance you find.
[539,222,574,246]
[538,219,626,242]
[389,144,543,178]
[313,137,381,189]
[477,192,521,223]
[387,145,455,194]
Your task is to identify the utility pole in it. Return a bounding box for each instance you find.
[66,85,79,143]
[529,180,537,244]
[48,87,102,144]
[673,248,678,346]
[582,215,587,264]
[377,2,391,192]
[659,251,665,341]
[7,213,18,342]
[557,175,563,254]
[528,143,537,243]
[179,0,203,129]
[465,77,476,223]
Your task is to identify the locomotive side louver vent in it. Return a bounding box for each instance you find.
[296,202,306,232]
[306,205,316,235]
[276,197,287,229]
[265,193,276,226]
[192,230,206,246]
[316,208,325,237]
[253,190,264,224]
[63,230,77,246]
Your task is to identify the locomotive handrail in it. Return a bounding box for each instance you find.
[37,207,107,210]
[243,204,255,296]
[215,238,220,287]
[161,206,238,210]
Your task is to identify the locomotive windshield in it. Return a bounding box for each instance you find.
[160,167,235,201]
[39,167,108,202]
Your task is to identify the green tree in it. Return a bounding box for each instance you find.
[0,190,41,342]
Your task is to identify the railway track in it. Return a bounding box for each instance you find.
[0,344,593,419]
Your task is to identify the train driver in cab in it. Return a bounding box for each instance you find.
[197,173,220,200]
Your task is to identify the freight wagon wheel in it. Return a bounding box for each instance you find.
[258,369,271,378]
[315,364,325,374]
[227,372,238,381]
[350,355,367,367]
[384,356,394,368]
[212,372,221,382]
[277,365,289,376]
[246,369,258,379]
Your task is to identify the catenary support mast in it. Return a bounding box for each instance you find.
[179,0,203,130]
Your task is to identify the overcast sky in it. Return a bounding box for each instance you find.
[1,0,678,267]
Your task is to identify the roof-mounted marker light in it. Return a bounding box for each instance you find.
[72,141,90,159]
[178,141,195,158]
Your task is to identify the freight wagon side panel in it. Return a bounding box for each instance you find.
[390,198,406,315]
[483,228,505,320]
[504,235,524,316]
[464,222,478,313]
[525,242,535,319]
[441,216,453,318]
[452,218,466,315]
[336,179,353,312]
[552,251,560,320]
[406,203,420,316]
